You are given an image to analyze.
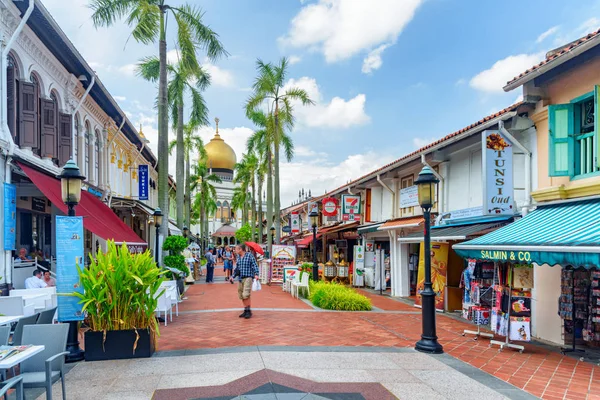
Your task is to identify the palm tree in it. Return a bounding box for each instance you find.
[231,186,248,225]
[190,160,221,250]
[245,57,313,244]
[234,153,258,239]
[90,0,227,237]
[137,54,210,229]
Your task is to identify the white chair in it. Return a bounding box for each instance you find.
[0,297,34,316]
[161,281,179,317]
[154,293,172,327]
[291,273,310,299]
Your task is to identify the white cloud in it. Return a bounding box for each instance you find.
[412,137,439,150]
[295,145,328,158]
[362,43,391,74]
[88,62,137,77]
[114,96,127,102]
[283,77,370,129]
[202,62,235,88]
[536,26,559,43]
[455,78,466,86]
[469,52,545,93]
[280,0,423,70]
[288,55,302,65]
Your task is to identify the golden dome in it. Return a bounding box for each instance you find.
[204,123,236,171]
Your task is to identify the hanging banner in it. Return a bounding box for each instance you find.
[399,186,419,208]
[3,183,16,251]
[138,164,149,201]
[482,130,513,215]
[415,241,448,311]
[291,212,300,233]
[56,216,85,322]
[353,245,365,287]
[341,194,361,221]
[322,197,338,217]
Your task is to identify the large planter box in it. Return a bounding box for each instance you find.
[84,328,155,361]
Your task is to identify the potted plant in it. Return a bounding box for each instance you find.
[163,235,190,296]
[74,241,165,361]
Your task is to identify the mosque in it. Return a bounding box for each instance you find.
[193,119,242,246]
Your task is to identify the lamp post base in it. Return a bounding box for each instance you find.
[65,321,84,363]
[415,337,444,354]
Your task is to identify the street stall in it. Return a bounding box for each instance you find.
[454,199,600,355]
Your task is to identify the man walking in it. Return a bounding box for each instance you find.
[205,248,215,283]
[230,244,259,319]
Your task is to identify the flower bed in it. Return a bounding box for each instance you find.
[308,281,372,311]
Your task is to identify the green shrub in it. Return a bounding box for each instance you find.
[162,235,188,253]
[235,223,252,243]
[162,235,189,278]
[163,255,190,276]
[309,281,372,311]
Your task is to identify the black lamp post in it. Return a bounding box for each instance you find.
[58,160,85,363]
[414,166,443,354]
[153,208,163,265]
[309,208,319,281]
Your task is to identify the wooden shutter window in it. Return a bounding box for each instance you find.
[365,188,371,222]
[18,82,38,149]
[548,104,574,177]
[58,113,72,167]
[40,98,58,159]
[7,65,16,139]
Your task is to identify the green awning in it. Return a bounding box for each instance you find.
[357,222,384,234]
[397,221,508,242]
[453,199,600,268]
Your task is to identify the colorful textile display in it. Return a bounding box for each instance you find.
[509,317,531,341]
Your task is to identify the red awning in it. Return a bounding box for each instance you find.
[296,233,321,247]
[18,162,146,247]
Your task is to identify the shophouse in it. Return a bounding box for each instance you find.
[454,29,600,348]
[0,0,158,291]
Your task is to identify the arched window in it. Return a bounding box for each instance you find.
[94,129,101,184]
[84,121,91,179]
[6,54,18,140]
[216,201,222,219]
[74,113,81,164]
[222,201,230,222]
[30,73,41,154]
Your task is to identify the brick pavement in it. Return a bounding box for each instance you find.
[157,281,600,400]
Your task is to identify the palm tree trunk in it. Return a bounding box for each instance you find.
[266,151,273,256]
[157,10,169,239]
[257,176,264,244]
[251,179,256,241]
[199,190,205,251]
[176,104,184,228]
[274,107,281,244]
[185,154,191,227]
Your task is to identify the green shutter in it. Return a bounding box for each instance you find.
[548,103,574,177]
[595,85,600,169]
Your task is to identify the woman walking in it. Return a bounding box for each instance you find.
[205,248,216,283]
[223,246,234,280]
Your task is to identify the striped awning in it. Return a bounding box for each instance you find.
[398,221,508,243]
[453,199,600,268]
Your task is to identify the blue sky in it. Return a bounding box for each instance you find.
[42,0,600,205]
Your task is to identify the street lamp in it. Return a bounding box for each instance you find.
[414,166,443,354]
[196,232,200,244]
[58,160,85,217]
[309,208,319,281]
[58,160,85,363]
[153,208,163,265]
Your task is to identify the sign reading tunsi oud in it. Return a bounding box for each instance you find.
[482,130,513,215]
[341,194,361,221]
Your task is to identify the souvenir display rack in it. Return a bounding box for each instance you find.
[269,245,297,284]
[462,259,494,340]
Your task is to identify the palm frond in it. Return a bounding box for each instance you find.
[136,56,160,82]
[280,132,294,162]
[125,1,160,45]
[188,86,209,127]
[173,4,229,61]
[89,0,138,28]
[282,87,314,106]
[172,11,201,77]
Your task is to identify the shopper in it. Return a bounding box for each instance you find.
[230,244,259,319]
[25,269,47,289]
[43,270,56,287]
[205,248,215,283]
[223,246,234,280]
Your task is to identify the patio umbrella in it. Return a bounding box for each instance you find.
[245,241,265,255]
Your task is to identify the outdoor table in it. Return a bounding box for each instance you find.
[19,294,48,311]
[0,316,23,326]
[0,345,45,370]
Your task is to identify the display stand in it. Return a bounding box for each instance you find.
[559,269,587,359]
[462,260,493,340]
[269,245,297,284]
[489,262,527,353]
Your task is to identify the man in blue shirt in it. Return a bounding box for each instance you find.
[230,244,259,319]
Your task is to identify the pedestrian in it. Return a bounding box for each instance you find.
[205,248,215,283]
[230,244,260,319]
[217,246,222,264]
[43,270,56,287]
[25,269,47,289]
[223,246,234,280]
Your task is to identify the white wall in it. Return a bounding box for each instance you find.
[369,187,383,222]
[446,146,482,211]
[381,183,394,220]
[532,264,562,344]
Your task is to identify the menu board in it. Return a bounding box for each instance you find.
[56,216,85,322]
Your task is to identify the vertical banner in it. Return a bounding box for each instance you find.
[291,212,300,233]
[341,194,361,221]
[415,242,448,311]
[3,183,16,250]
[138,164,149,201]
[56,216,85,322]
[482,130,513,215]
[353,245,365,287]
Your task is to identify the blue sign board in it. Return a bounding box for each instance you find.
[138,164,149,201]
[87,187,103,198]
[3,183,16,250]
[56,216,85,322]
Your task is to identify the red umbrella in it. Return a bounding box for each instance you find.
[245,241,265,255]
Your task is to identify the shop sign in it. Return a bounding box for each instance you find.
[438,207,483,224]
[282,225,292,233]
[272,245,296,260]
[322,197,338,217]
[31,197,46,212]
[308,201,319,216]
[291,212,300,233]
[400,185,419,208]
[56,216,85,322]
[480,249,532,262]
[326,215,338,222]
[3,183,16,251]
[138,165,149,201]
[343,231,359,240]
[482,130,513,215]
[341,194,361,221]
[87,187,103,198]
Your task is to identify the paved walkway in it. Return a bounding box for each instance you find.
[154,276,599,400]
